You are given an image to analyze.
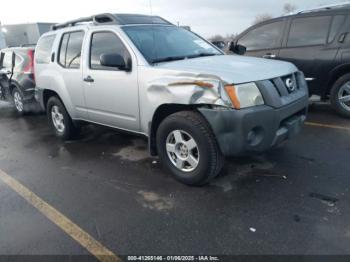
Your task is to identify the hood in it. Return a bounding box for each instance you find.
[156,55,298,84]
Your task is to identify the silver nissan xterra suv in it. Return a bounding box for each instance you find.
[34,13,309,185]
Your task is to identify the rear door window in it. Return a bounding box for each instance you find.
[328,15,346,43]
[58,31,85,69]
[36,35,56,64]
[238,21,284,51]
[287,16,332,47]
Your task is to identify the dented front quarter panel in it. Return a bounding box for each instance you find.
[137,66,232,134]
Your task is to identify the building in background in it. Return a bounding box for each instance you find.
[0,23,54,49]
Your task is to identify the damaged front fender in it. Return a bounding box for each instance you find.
[146,74,232,107]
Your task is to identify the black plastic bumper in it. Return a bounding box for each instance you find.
[198,96,309,157]
[34,88,45,110]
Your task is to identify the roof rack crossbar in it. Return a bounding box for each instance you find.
[51,16,93,30]
[51,13,119,30]
[51,13,173,31]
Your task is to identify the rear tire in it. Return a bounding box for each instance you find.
[330,73,350,118]
[12,87,25,115]
[156,111,224,186]
[47,96,79,140]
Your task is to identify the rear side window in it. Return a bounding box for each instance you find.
[90,31,130,70]
[2,52,13,68]
[328,15,346,43]
[36,35,56,64]
[287,16,332,47]
[0,51,22,69]
[58,31,84,69]
[238,21,284,51]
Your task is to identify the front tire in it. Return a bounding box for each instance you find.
[330,73,350,118]
[156,111,224,186]
[47,96,79,140]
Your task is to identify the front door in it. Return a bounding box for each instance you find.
[83,30,140,132]
[237,19,286,59]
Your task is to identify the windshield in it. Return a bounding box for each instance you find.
[122,25,222,64]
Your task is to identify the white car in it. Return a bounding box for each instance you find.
[34,13,309,185]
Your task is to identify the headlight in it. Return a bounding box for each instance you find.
[224,82,264,109]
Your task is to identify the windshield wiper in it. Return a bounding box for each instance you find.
[187,53,220,59]
[151,56,187,64]
[151,53,220,64]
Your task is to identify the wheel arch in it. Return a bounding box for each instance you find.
[148,103,210,156]
[42,89,62,110]
[8,81,22,96]
[327,64,350,97]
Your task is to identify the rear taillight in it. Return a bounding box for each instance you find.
[24,50,35,81]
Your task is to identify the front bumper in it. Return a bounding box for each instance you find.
[198,96,308,157]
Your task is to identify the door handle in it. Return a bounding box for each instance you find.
[83,76,94,83]
[263,53,277,59]
[338,32,348,43]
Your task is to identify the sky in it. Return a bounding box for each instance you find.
[0,0,347,37]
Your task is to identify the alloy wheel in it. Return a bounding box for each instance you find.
[166,130,200,172]
[338,82,350,112]
[13,91,24,112]
[51,105,65,133]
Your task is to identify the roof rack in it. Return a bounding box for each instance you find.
[51,13,117,30]
[291,2,350,15]
[51,13,172,30]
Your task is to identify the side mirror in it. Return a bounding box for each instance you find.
[100,53,130,71]
[229,42,247,55]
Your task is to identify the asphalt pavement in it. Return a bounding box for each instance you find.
[0,100,349,260]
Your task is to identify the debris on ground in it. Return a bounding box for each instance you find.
[249,227,256,233]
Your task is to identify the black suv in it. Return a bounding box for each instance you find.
[232,3,350,117]
[0,46,36,114]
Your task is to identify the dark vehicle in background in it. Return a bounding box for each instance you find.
[232,3,350,118]
[211,41,226,50]
[0,46,37,114]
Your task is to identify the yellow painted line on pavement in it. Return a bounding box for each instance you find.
[305,121,350,131]
[0,169,121,262]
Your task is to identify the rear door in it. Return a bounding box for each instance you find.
[82,29,140,132]
[278,14,345,94]
[236,19,287,59]
[56,30,87,118]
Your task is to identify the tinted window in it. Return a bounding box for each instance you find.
[58,31,84,69]
[328,15,346,43]
[238,21,284,51]
[36,35,56,64]
[90,32,130,70]
[287,16,331,47]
